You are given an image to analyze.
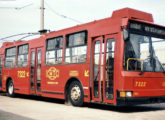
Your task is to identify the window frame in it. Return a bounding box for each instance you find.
[5,47,16,68]
[65,30,88,64]
[45,36,63,66]
[66,30,88,48]
[17,44,29,68]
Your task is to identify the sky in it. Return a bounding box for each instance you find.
[0,0,165,46]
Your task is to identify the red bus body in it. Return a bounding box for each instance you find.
[0,8,165,106]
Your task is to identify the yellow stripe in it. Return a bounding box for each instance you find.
[47,82,59,85]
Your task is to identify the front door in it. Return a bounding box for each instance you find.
[103,35,116,103]
[30,48,42,95]
[91,35,116,103]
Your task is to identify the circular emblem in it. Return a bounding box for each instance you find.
[46,67,59,80]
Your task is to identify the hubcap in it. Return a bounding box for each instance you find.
[71,85,81,101]
[8,82,13,95]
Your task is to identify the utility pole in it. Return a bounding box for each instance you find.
[39,0,47,34]
[40,0,44,30]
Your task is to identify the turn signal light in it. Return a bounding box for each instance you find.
[120,91,132,98]
[120,91,126,98]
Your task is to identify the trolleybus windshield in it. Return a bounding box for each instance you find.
[124,21,165,72]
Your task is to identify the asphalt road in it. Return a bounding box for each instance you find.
[0,92,165,120]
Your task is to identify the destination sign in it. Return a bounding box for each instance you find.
[129,21,165,37]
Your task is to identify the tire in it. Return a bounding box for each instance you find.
[7,80,15,97]
[69,81,84,107]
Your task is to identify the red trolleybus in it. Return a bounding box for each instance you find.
[0,8,165,106]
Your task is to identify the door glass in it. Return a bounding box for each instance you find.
[30,51,35,91]
[93,41,100,98]
[37,50,41,92]
[105,38,115,99]
[0,57,2,87]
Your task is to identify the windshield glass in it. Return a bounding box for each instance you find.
[124,33,165,72]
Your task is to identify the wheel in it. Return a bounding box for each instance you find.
[7,80,15,97]
[69,81,84,106]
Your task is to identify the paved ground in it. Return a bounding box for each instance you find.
[0,92,165,120]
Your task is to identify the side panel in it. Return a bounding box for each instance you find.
[42,64,90,100]
[14,67,30,93]
[2,45,30,94]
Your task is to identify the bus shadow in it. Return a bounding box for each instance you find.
[1,92,165,113]
[14,94,65,105]
[17,94,165,113]
[84,103,165,113]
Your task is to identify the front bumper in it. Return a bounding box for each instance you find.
[117,96,165,106]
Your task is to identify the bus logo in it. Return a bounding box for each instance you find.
[46,67,59,80]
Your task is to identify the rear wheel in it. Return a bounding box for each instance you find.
[7,80,15,97]
[69,81,84,106]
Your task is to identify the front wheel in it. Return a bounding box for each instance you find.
[7,80,15,97]
[69,81,84,106]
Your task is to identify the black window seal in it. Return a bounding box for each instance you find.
[46,36,63,51]
[17,44,29,55]
[5,47,16,57]
[45,36,63,66]
[17,44,29,68]
[5,46,16,68]
[64,30,88,64]
[65,30,88,48]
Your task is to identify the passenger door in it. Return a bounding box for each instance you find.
[91,37,103,102]
[91,35,116,103]
[103,35,116,103]
[30,48,43,95]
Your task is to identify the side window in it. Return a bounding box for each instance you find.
[65,31,87,63]
[17,44,29,67]
[46,36,63,65]
[5,47,16,68]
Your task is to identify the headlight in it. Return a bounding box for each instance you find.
[126,91,132,97]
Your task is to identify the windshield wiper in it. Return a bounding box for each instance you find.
[155,57,165,73]
[149,38,157,72]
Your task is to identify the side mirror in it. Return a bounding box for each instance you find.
[123,29,129,41]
